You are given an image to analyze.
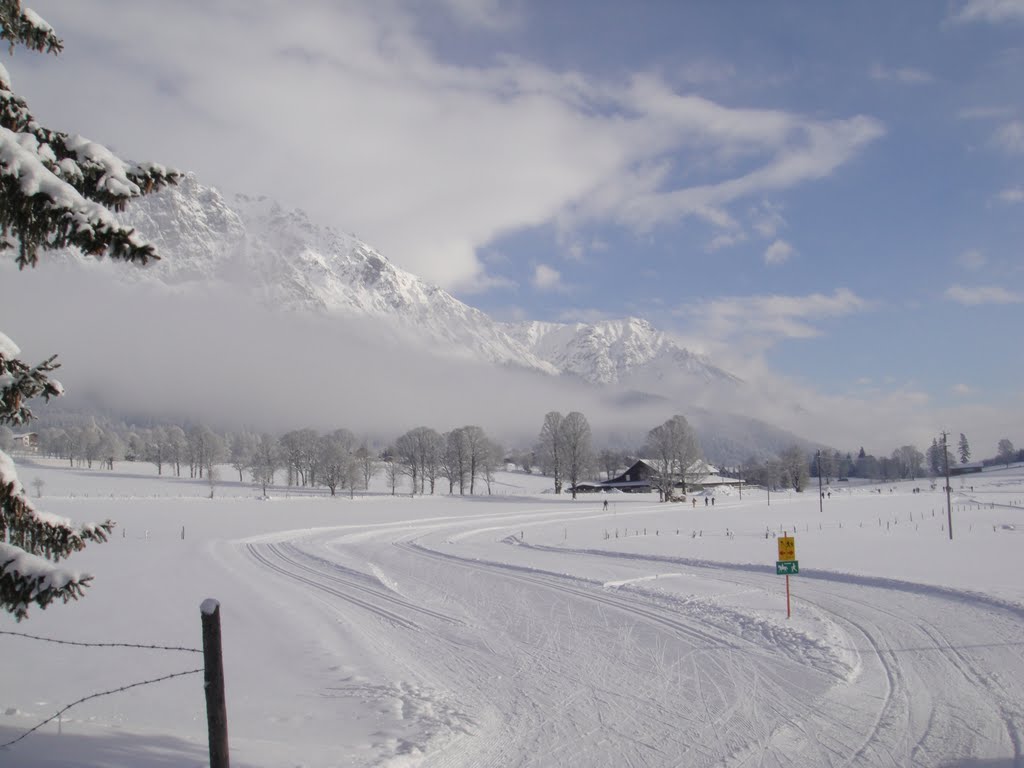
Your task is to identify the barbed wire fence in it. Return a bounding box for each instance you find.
[0,630,202,750]
[0,600,229,768]
[0,630,204,654]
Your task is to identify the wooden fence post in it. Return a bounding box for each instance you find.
[201,599,230,768]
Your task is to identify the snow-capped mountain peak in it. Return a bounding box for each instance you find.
[113,175,558,373]
[103,175,739,391]
[504,317,740,388]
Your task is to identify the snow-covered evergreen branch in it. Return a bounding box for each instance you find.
[0,0,177,618]
[0,331,61,425]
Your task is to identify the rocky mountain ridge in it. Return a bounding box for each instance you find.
[113,175,739,390]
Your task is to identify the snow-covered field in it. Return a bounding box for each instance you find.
[2,457,1023,767]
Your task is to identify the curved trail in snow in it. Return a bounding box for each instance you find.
[240,503,1024,768]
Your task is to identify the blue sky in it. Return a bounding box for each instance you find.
[9,0,1024,451]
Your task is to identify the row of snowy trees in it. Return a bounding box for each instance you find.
[9,416,1019,497]
[9,410,702,503]
[10,423,223,477]
[236,426,507,499]
[734,433,1021,492]
[390,425,504,496]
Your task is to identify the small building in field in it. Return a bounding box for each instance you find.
[572,459,744,495]
[603,459,660,491]
[10,432,39,453]
[950,461,984,476]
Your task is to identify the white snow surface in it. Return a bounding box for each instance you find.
[2,458,1023,767]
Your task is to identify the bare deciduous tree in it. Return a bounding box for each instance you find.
[383,451,400,496]
[537,411,565,494]
[997,438,1015,468]
[561,411,593,499]
[356,442,377,491]
[249,434,280,496]
[230,431,258,482]
[394,429,422,494]
[644,415,702,502]
[481,437,504,495]
[441,428,469,494]
[316,428,356,497]
[779,445,809,492]
[462,426,489,495]
[891,445,924,480]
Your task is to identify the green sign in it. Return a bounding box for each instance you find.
[776,560,799,575]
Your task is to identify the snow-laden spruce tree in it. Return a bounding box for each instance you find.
[0,1,179,619]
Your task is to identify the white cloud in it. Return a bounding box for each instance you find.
[532,263,563,291]
[751,201,786,239]
[956,249,987,270]
[952,383,972,395]
[997,186,1024,202]
[705,232,746,252]
[457,271,518,295]
[994,121,1024,153]
[606,78,886,217]
[945,284,1024,305]
[556,229,599,263]
[677,288,870,350]
[0,261,603,440]
[13,3,885,294]
[869,63,933,84]
[764,239,795,265]
[952,0,1024,23]
[748,377,1019,458]
[440,0,518,29]
[555,307,618,324]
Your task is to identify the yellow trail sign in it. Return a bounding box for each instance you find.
[778,536,796,561]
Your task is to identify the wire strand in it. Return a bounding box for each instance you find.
[0,667,204,749]
[0,630,201,653]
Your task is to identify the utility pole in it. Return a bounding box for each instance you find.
[817,450,823,514]
[738,463,743,500]
[941,431,953,540]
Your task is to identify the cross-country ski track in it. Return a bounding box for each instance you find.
[239,500,1024,768]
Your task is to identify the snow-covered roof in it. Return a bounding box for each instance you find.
[631,458,719,475]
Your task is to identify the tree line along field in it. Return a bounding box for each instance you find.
[5,417,1018,498]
